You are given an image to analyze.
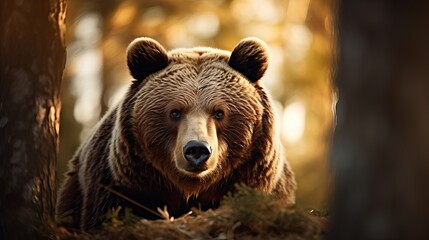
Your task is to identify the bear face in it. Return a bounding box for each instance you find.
[125,38,271,196]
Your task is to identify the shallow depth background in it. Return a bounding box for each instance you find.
[59,0,334,210]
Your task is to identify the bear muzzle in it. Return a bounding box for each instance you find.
[183,140,212,172]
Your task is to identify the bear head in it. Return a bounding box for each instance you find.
[116,37,274,196]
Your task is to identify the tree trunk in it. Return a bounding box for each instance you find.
[0,0,66,239]
[331,1,429,240]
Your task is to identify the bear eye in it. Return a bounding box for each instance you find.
[213,110,224,120]
[170,109,182,120]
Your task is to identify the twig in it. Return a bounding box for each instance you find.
[99,184,168,220]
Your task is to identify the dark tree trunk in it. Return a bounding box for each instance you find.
[0,0,66,239]
[331,1,429,240]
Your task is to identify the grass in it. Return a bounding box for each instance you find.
[53,185,327,239]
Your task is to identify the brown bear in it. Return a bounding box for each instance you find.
[56,37,296,229]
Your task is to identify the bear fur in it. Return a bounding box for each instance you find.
[56,37,296,229]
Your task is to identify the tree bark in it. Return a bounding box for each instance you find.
[0,0,66,239]
[331,1,429,240]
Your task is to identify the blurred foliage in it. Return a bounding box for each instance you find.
[53,185,327,239]
[59,0,334,209]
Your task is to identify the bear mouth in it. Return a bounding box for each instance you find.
[184,165,208,173]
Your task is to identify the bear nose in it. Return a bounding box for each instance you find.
[183,140,212,166]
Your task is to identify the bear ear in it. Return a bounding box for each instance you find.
[228,37,269,83]
[126,37,169,81]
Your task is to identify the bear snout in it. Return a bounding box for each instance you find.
[183,140,211,171]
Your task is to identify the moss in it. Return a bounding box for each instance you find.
[54,185,327,239]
